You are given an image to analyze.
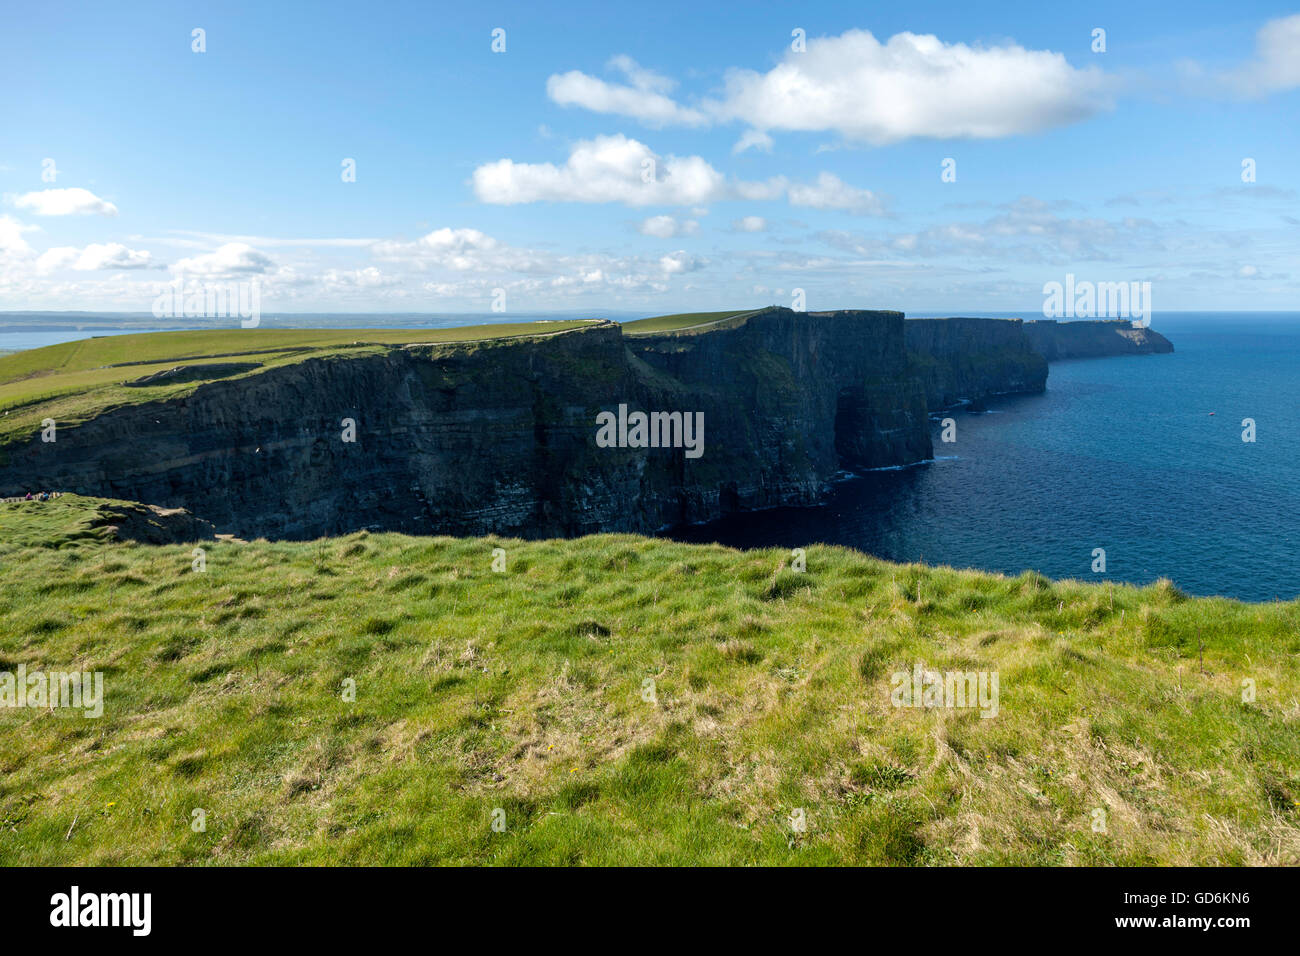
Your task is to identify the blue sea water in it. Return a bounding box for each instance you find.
[672,313,1300,603]
[0,328,158,353]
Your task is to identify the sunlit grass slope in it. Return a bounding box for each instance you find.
[621,310,756,334]
[1,495,1297,865]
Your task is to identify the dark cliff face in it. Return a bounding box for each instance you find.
[1022,319,1174,360]
[628,308,930,490]
[904,317,1048,410]
[0,311,933,539]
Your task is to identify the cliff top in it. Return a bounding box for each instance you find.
[0,320,603,445]
[623,306,906,337]
[622,309,758,335]
[906,316,1025,322]
[1,492,1294,865]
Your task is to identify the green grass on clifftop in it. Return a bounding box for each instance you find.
[0,322,598,446]
[622,310,756,334]
[1,495,1297,866]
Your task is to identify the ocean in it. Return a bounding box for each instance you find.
[672,313,1300,603]
[0,328,160,353]
[3,313,1295,601]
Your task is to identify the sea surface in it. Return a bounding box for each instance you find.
[672,313,1300,603]
[2,312,1295,601]
[0,328,163,353]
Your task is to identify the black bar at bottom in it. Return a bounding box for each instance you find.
[0,865,1278,942]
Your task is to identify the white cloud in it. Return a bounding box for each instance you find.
[659,251,706,275]
[472,135,889,218]
[474,134,743,206]
[1224,14,1300,96]
[12,187,119,216]
[370,225,713,297]
[787,172,885,215]
[538,30,1110,146]
[712,29,1110,145]
[37,242,153,272]
[0,215,37,258]
[171,242,274,276]
[546,55,707,127]
[732,130,774,154]
[638,215,698,238]
[321,267,402,290]
[732,216,768,232]
[372,227,512,271]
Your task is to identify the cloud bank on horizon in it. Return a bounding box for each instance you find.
[1,3,1298,315]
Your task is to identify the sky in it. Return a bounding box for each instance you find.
[1,0,1297,316]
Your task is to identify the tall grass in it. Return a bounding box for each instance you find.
[0,496,1296,865]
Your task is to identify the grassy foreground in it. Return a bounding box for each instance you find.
[1,495,1297,866]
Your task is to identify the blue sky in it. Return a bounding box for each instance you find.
[1,0,1297,315]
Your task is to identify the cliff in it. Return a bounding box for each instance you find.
[1022,319,1174,360]
[904,317,1048,410]
[0,309,932,539]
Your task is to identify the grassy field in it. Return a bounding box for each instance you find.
[0,322,598,445]
[621,310,756,334]
[1,495,1296,865]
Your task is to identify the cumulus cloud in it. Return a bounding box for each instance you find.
[12,187,119,216]
[547,55,708,127]
[732,130,774,154]
[659,251,706,275]
[171,242,274,276]
[711,30,1111,145]
[37,242,153,272]
[321,267,403,290]
[638,215,698,238]
[372,227,502,269]
[732,216,768,232]
[539,30,1110,145]
[787,172,885,215]
[0,215,37,258]
[372,227,570,276]
[1222,14,1300,97]
[473,134,774,206]
[369,224,714,298]
[472,135,883,218]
